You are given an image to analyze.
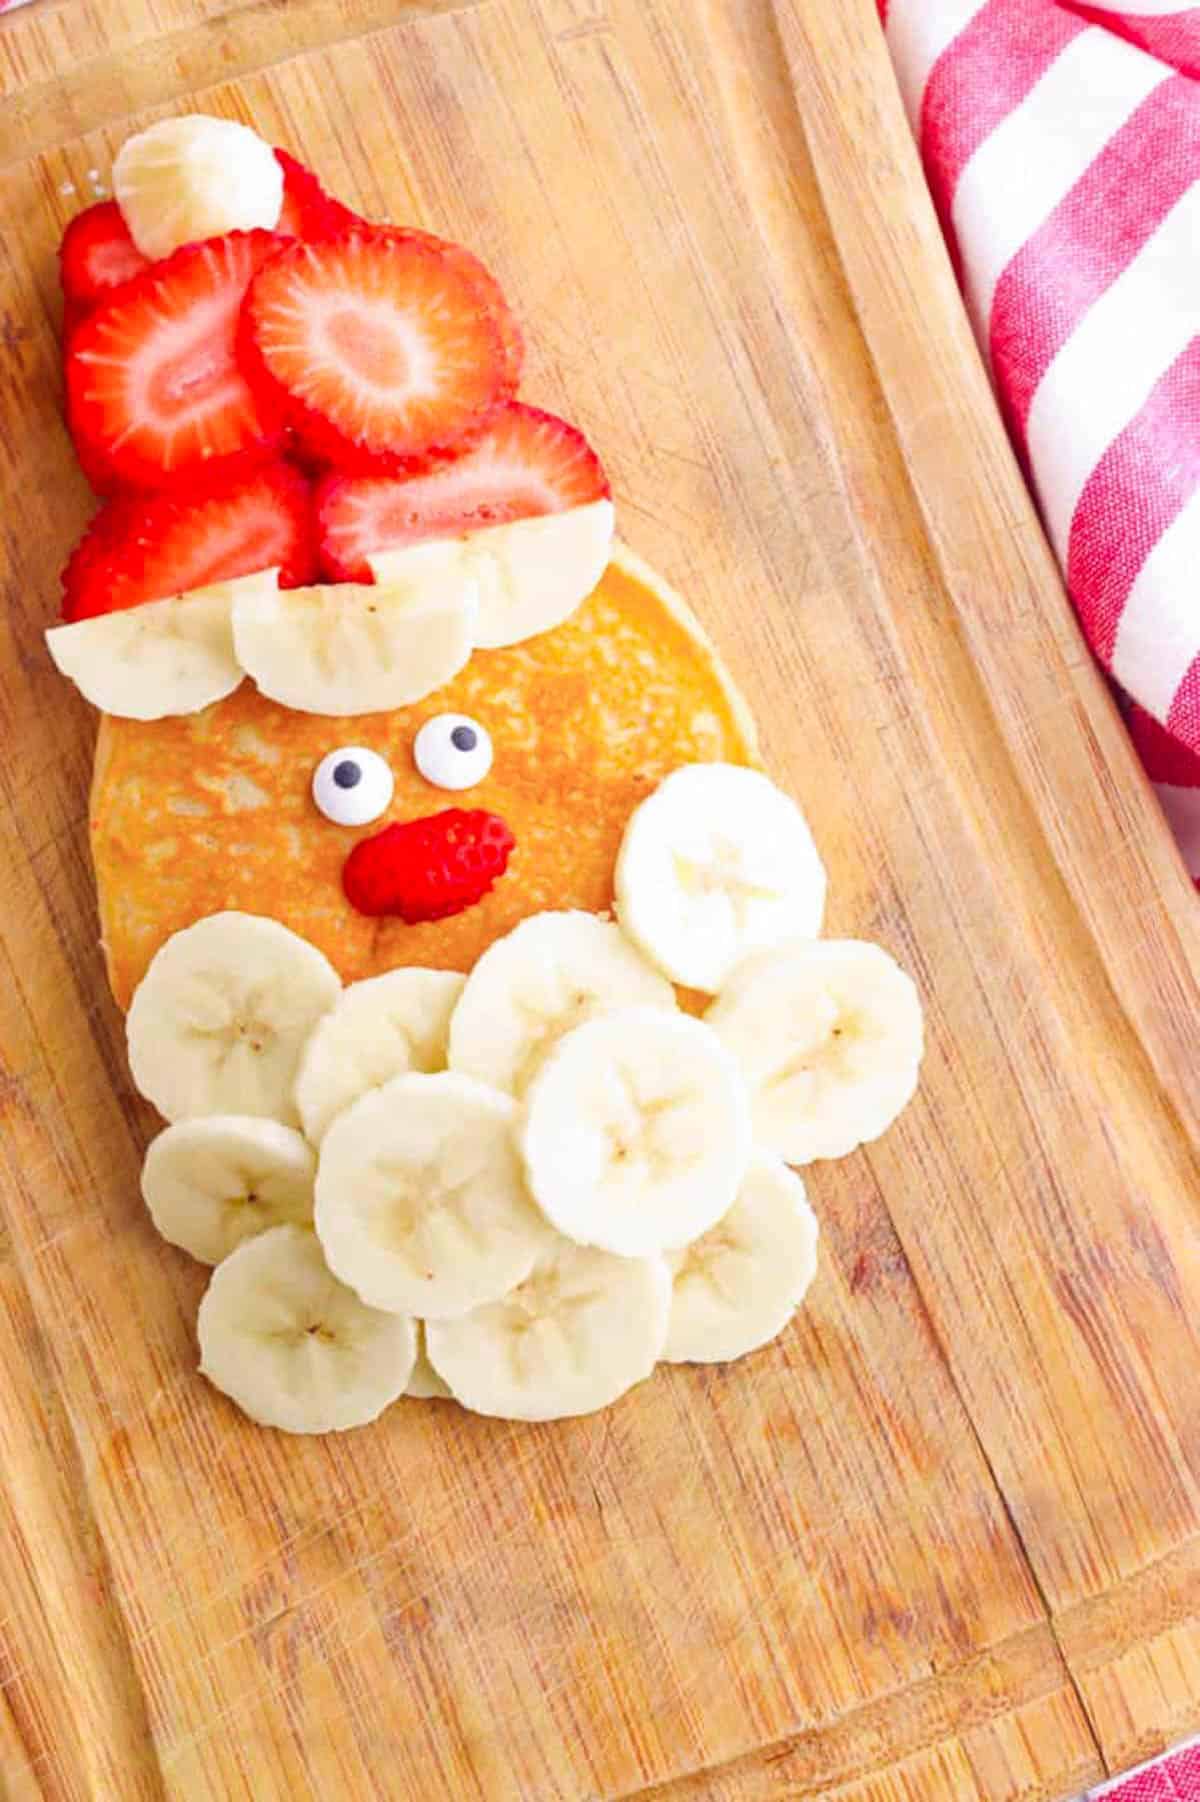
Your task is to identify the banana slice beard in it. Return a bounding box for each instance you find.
[425,1236,670,1420]
[197,1225,416,1434]
[615,762,826,991]
[706,940,923,1163]
[519,1007,753,1258]
[294,969,465,1146]
[142,1115,316,1264]
[447,911,675,1098]
[314,1072,547,1319]
[664,1155,818,1363]
[126,911,341,1125]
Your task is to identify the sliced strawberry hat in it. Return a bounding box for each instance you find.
[316,401,608,582]
[66,228,285,493]
[59,202,150,314]
[239,229,518,473]
[61,462,316,622]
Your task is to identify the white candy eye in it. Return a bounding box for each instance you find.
[312,746,394,826]
[414,714,493,791]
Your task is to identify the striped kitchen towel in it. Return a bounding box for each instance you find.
[881,0,1200,880]
[1086,1734,1200,1797]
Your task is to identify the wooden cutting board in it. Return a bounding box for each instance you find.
[3,3,1200,1797]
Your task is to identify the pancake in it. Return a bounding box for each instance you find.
[92,544,759,1010]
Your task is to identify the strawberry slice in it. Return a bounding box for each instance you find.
[61,462,315,621]
[274,149,362,242]
[59,201,150,313]
[315,402,609,582]
[385,228,523,390]
[66,229,285,492]
[240,231,515,471]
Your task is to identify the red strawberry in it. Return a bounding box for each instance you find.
[342,810,515,922]
[59,202,150,313]
[66,229,285,492]
[315,402,609,582]
[240,232,515,472]
[61,297,91,348]
[61,462,315,621]
[384,228,523,390]
[274,149,362,242]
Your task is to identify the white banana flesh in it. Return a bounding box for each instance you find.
[197,1225,417,1435]
[45,572,277,720]
[232,553,478,716]
[519,1007,752,1258]
[368,499,613,651]
[295,968,464,1146]
[425,1235,670,1420]
[447,910,675,1098]
[706,939,923,1163]
[126,911,341,1125]
[113,114,284,259]
[142,1115,315,1265]
[664,1155,818,1363]
[615,762,826,991]
[314,1072,547,1319]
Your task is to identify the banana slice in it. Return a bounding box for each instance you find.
[368,499,614,650]
[706,940,923,1163]
[405,1324,454,1400]
[314,1072,546,1319]
[197,1224,416,1434]
[664,1155,818,1363]
[45,570,276,720]
[113,114,284,260]
[232,553,478,716]
[519,1007,752,1258]
[142,1115,316,1264]
[295,968,465,1146]
[424,1236,670,1420]
[615,763,826,991]
[126,911,341,1124]
[447,911,675,1097]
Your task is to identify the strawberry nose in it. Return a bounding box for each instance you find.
[342,808,515,923]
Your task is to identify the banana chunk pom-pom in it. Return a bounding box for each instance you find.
[114,115,284,259]
[127,765,923,1433]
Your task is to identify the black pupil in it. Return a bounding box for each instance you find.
[333,759,362,789]
[450,725,478,752]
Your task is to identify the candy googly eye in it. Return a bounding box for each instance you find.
[413,714,493,791]
[312,746,394,826]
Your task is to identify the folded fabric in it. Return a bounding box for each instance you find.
[881,0,1200,878]
[1086,1733,1200,1797]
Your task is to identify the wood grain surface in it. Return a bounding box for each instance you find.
[1,1,1198,1797]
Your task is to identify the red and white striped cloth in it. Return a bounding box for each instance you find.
[881,0,1200,881]
[1086,1735,1200,1798]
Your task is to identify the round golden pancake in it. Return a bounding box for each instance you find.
[91,544,759,1011]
